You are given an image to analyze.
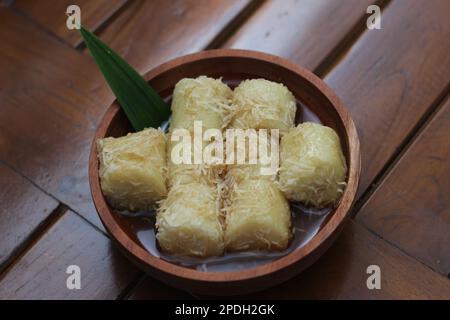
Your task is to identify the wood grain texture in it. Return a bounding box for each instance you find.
[89,49,360,295]
[2,0,448,300]
[223,0,375,71]
[0,8,111,228]
[357,97,450,276]
[234,220,450,299]
[324,0,450,197]
[0,211,140,300]
[128,277,193,300]
[13,0,128,47]
[0,163,59,268]
[0,1,256,229]
[92,0,252,74]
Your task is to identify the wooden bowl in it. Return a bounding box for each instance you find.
[89,49,360,296]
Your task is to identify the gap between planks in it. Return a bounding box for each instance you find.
[314,0,391,77]
[0,1,265,300]
[75,0,133,51]
[0,159,111,279]
[355,207,450,282]
[5,0,444,297]
[0,204,67,280]
[95,0,449,298]
[204,0,266,50]
[302,0,450,280]
[351,86,450,220]
[8,5,75,51]
[0,159,108,237]
[113,0,266,300]
[116,272,146,300]
[117,0,398,299]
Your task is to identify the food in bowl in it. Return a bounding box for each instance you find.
[170,75,233,131]
[224,179,291,251]
[95,75,347,260]
[96,128,167,211]
[166,76,230,188]
[230,78,296,135]
[279,122,347,208]
[156,181,224,257]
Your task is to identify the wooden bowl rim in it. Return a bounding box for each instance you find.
[89,49,361,283]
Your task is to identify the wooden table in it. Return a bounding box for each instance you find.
[0,0,449,299]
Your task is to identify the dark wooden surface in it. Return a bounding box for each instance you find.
[235,220,450,300]
[0,0,449,299]
[13,0,128,47]
[0,163,58,270]
[92,0,254,74]
[357,97,450,277]
[324,0,450,198]
[224,0,377,72]
[0,211,141,299]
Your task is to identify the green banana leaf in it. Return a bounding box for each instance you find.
[80,26,170,131]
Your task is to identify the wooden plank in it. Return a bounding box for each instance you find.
[0,210,142,299]
[93,0,252,74]
[13,0,128,47]
[0,3,448,302]
[237,220,450,299]
[357,97,450,276]
[128,277,193,300]
[0,1,255,228]
[127,221,450,300]
[0,8,111,228]
[224,0,450,199]
[223,0,375,71]
[324,0,450,196]
[0,163,59,268]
